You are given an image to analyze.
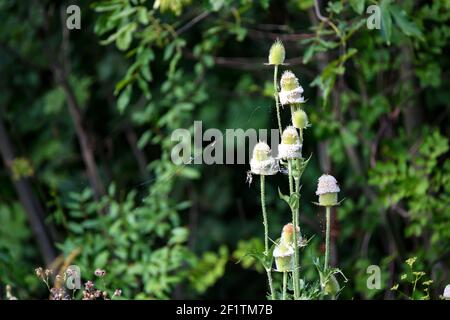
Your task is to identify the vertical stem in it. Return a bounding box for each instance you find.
[260,175,275,299]
[274,65,282,135]
[266,269,275,300]
[288,160,294,195]
[283,272,288,300]
[295,157,303,242]
[261,175,269,255]
[288,160,300,299]
[325,206,331,271]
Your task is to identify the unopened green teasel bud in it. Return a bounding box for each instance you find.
[250,142,279,175]
[292,109,309,129]
[268,39,285,65]
[278,126,302,159]
[316,174,340,206]
[323,274,340,296]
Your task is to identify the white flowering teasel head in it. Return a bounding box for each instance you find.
[273,243,294,272]
[316,174,340,206]
[279,71,305,106]
[250,141,279,176]
[267,39,285,65]
[443,284,450,299]
[278,126,302,159]
[274,223,302,272]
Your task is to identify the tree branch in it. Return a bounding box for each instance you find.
[0,114,57,265]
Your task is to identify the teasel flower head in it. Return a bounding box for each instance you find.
[273,242,294,272]
[444,284,450,299]
[268,39,285,65]
[316,174,340,206]
[6,285,17,300]
[322,274,341,296]
[280,71,299,91]
[292,109,309,129]
[250,141,279,175]
[279,71,305,105]
[280,223,301,247]
[278,126,302,159]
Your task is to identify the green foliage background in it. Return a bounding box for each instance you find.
[0,0,449,299]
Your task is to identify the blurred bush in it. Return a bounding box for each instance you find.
[0,0,449,299]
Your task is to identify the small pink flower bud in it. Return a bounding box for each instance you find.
[94,269,106,277]
[280,223,301,247]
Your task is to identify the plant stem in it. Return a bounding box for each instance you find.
[274,65,282,135]
[288,160,294,195]
[266,268,275,300]
[261,175,269,255]
[260,175,275,300]
[283,272,288,300]
[324,206,331,272]
[292,196,300,300]
[288,160,300,299]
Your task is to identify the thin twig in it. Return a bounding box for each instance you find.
[176,11,209,34]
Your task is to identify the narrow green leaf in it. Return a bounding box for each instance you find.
[349,0,365,15]
[380,0,392,45]
[390,4,423,39]
[117,85,132,113]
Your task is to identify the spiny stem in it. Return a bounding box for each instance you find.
[283,272,288,300]
[274,65,282,135]
[294,157,303,242]
[292,212,300,299]
[261,175,269,255]
[288,160,294,195]
[267,269,275,300]
[324,206,331,272]
[288,160,300,299]
[260,175,275,299]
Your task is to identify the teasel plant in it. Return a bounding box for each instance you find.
[246,40,346,300]
[250,141,279,299]
[313,174,347,299]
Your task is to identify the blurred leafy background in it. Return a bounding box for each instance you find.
[0,0,449,299]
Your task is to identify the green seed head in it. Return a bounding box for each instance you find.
[273,243,294,272]
[275,253,293,272]
[268,39,285,65]
[281,126,299,145]
[323,274,340,296]
[280,71,299,91]
[292,109,309,129]
[319,193,338,206]
[252,141,271,161]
